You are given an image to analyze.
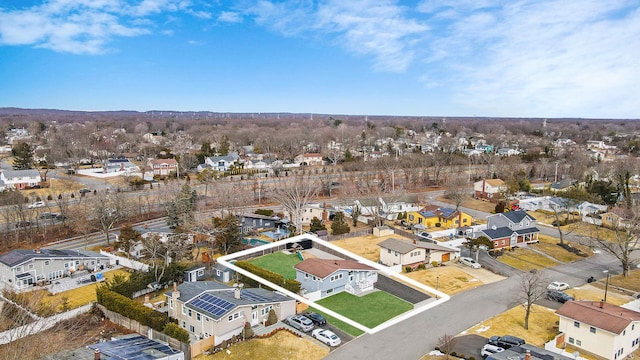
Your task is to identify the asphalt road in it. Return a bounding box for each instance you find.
[325,251,622,360]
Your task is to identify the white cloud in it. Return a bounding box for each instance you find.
[419,0,640,117]
[0,0,194,54]
[246,0,428,72]
[218,11,242,23]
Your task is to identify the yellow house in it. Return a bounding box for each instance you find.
[407,205,472,229]
[601,206,633,229]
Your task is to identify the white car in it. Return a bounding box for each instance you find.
[27,201,46,209]
[312,329,341,347]
[459,257,481,269]
[481,344,504,358]
[547,281,570,291]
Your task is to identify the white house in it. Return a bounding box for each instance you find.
[0,169,41,190]
[202,152,241,172]
[555,300,640,360]
[474,179,507,200]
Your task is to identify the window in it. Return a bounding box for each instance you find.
[590,327,596,334]
[45,260,49,265]
[576,340,581,346]
[182,306,186,315]
[197,269,204,276]
[16,266,22,272]
[326,288,333,294]
[568,337,574,344]
[188,309,192,318]
[463,218,468,223]
[261,305,273,316]
[304,274,309,279]
[330,274,343,282]
[189,325,195,332]
[169,299,173,309]
[388,249,391,254]
[574,321,580,328]
[228,311,244,322]
[182,321,186,329]
[29,264,34,269]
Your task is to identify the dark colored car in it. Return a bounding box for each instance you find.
[546,290,574,303]
[305,312,327,326]
[488,335,526,349]
[79,188,91,194]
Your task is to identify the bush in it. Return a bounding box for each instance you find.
[418,264,426,270]
[469,357,475,360]
[235,261,301,294]
[451,352,457,357]
[163,322,190,343]
[266,309,278,325]
[243,322,254,339]
[404,266,412,273]
[431,261,439,267]
[96,287,168,332]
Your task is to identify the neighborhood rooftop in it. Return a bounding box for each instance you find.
[0,249,106,268]
[294,258,375,278]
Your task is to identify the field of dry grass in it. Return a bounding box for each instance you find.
[534,234,593,263]
[437,197,497,215]
[195,330,329,360]
[609,268,640,292]
[22,178,85,199]
[463,304,560,346]
[405,266,492,295]
[497,248,559,272]
[331,234,395,262]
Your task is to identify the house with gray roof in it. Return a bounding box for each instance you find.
[377,238,459,269]
[294,258,378,299]
[481,210,539,249]
[0,248,108,289]
[201,152,241,172]
[0,169,41,190]
[165,281,295,346]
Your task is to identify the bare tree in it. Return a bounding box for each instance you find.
[140,233,192,284]
[444,175,470,211]
[86,188,130,245]
[588,209,640,277]
[516,270,548,330]
[436,333,457,360]
[271,175,319,234]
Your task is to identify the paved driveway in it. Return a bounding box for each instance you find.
[374,274,431,304]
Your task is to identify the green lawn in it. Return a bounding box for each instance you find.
[309,307,365,337]
[248,252,301,280]
[316,291,413,329]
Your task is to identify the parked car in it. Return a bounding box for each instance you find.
[312,329,341,347]
[27,201,46,209]
[547,281,570,291]
[488,335,525,349]
[79,188,91,194]
[481,344,504,358]
[39,212,57,219]
[15,221,32,228]
[55,214,68,221]
[546,289,574,303]
[459,257,481,269]
[305,312,327,326]
[286,315,314,332]
[586,276,596,283]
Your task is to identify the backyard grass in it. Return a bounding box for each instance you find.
[308,306,365,337]
[609,268,640,292]
[248,252,301,280]
[437,196,497,214]
[331,234,398,262]
[533,234,593,263]
[45,269,131,312]
[316,291,413,329]
[566,284,634,306]
[497,248,559,272]
[194,329,329,360]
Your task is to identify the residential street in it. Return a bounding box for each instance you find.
[325,251,622,360]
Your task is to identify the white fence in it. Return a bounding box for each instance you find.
[100,250,149,272]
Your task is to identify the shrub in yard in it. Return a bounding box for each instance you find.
[451,352,457,357]
[459,354,465,359]
[235,261,301,294]
[243,322,254,339]
[418,264,426,270]
[404,266,412,273]
[266,308,278,326]
[469,357,475,360]
[431,261,439,267]
[163,322,190,343]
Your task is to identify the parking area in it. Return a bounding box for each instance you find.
[374,274,431,304]
[452,334,488,360]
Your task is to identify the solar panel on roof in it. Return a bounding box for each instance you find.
[191,292,236,318]
[241,290,271,302]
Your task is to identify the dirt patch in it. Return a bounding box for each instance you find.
[405,266,492,295]
[195,330,329,360]
[437,196,497,215]
[331,234,400,262]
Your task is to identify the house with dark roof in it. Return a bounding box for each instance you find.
[0,248,108,289]
[294,258,378,299]
[377,238,459,269]
[481,210,539,249]
[486,344,574,360]
[165,281,295,346]
[44,333,184,360]
[201,152,241,172]
[0,169,41,190]
[407,205,472,230]
[555,300,640,360]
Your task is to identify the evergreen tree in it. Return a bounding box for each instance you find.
[351,205,362,227]
[309,217,326,233]
[11,142,34,170]
[213,214,242,255]
[331,212,350,235]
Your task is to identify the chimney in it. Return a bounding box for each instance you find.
[94,349,101,360]
[234,286,241,299]
[34,248,40,253]
[525,350,530,360]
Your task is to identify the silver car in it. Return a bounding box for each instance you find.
[286,315,314,332]
[459,257,481,269]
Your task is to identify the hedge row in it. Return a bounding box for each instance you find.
[234,261,301,294]
[96,287,189,343]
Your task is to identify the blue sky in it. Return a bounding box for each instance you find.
[0,0,638,118]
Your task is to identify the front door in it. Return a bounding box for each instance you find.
[252,311,259,326]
